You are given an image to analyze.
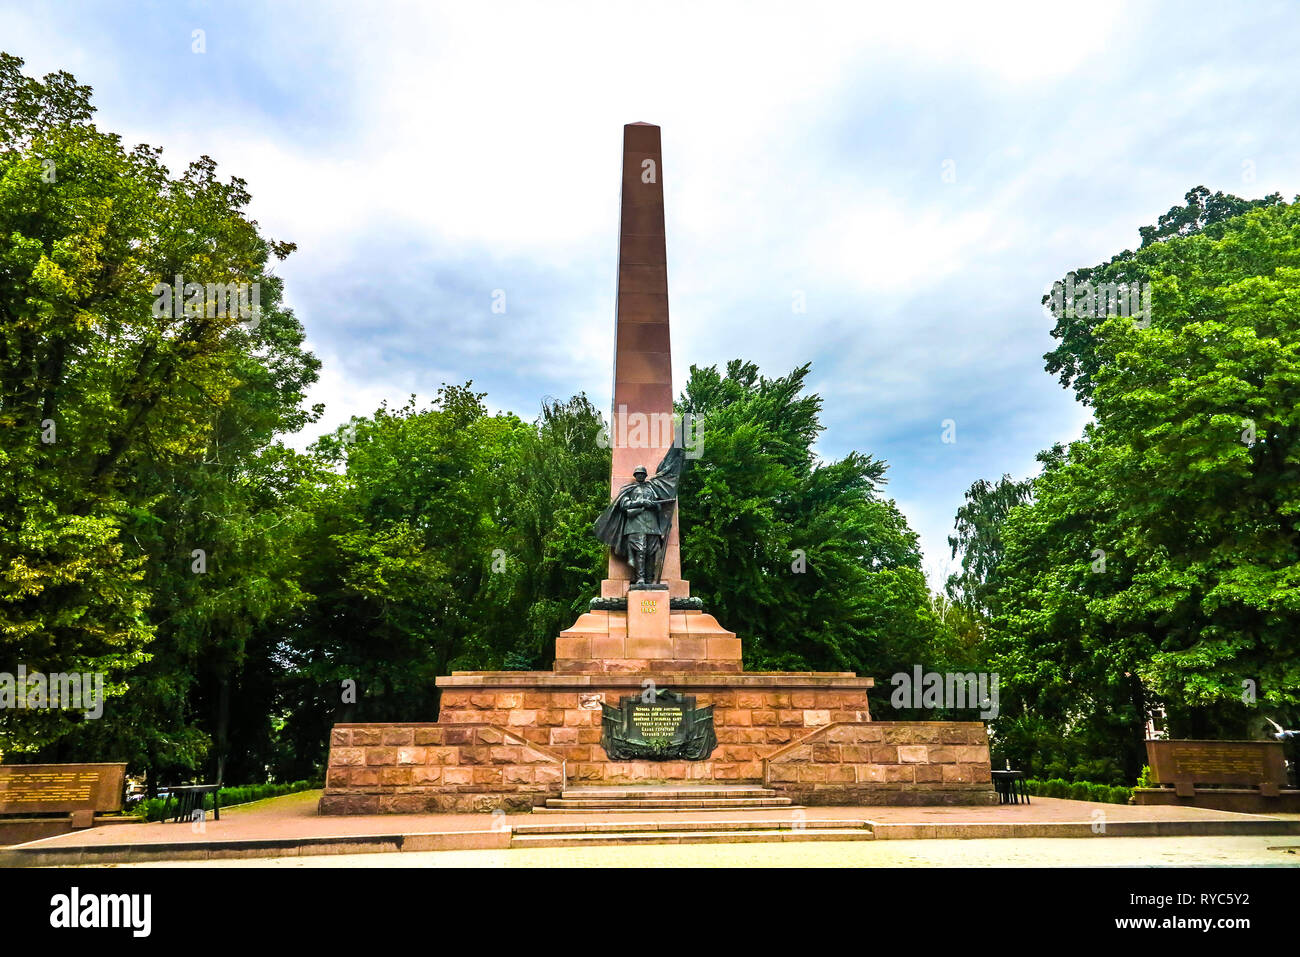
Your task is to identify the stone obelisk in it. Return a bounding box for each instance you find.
[603,122,687,600]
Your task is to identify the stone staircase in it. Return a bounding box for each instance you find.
[510,818,874,847]
[512,784,874,846]
[536,784,794,812]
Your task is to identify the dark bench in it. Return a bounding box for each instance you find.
[163,784,222,823]
[991,769,1030,805]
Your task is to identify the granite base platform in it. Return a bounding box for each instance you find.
[320,669,996,813]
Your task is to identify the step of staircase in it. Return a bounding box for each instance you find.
[559,786,776,799]
[511,818,873,847]
[541,797,794,810]
[541,785,795,812]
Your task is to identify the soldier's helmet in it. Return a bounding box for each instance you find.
[633,465,648,478]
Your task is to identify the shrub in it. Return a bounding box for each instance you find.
[130,779,321,822]
[1022,778,1133,804]
[1069,758,1125,787]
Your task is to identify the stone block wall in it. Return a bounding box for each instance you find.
[319,723,564,814]
[436,679,872,783]
[763,721,997,806]
[320,715,999,809]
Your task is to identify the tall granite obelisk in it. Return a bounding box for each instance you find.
[603,122,687,600]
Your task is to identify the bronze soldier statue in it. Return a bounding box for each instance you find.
[593,446,684,586]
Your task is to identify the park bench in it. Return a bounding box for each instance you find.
[162,784,222,823]
[991,769,1030,805]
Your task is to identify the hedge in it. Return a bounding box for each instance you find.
[129,779,321,822]
[1023,778,1131,804]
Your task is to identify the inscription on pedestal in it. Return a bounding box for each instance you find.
[625,583,670,645]
[600,689,716,761]
[631,702,683,738]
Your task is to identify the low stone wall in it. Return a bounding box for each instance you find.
[1133,787,1300,814]
[436,672,873,783]
[319,723,564,814]
[763,721,997,806]
[321,718,997,810]
[323,684,997,809]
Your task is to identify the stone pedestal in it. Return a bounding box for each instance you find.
[626,586,669,648]
[762,721,999,806]
[601,577,691,600]
[429,672,875,785]
[553,609,741,674]
[320,673,999,805]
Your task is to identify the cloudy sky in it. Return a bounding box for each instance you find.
[4,0,1299,584]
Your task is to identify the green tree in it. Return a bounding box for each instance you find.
[273,387,526,774]
[478,394,609,669]
[986,437,1150,783]
[1043,186,1285,404]
[0,55,321,787]
[1083,201,1300,723]
[985,195,1300,782]
[946,469,1037,616]
[0,54,317,767]
[679,360,955,714]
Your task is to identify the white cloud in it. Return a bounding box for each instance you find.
[4,0,1297,586]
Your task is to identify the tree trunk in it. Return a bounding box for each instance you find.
[1127,673,1148,783]
[214,674,230,785]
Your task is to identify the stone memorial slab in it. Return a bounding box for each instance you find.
[0,763,126,815]
[1145,739,1286,797]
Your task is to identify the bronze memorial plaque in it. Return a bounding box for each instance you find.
[600,688,717,761]
[0,763,126,815]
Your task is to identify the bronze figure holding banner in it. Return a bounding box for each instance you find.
[593,446,684,586]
